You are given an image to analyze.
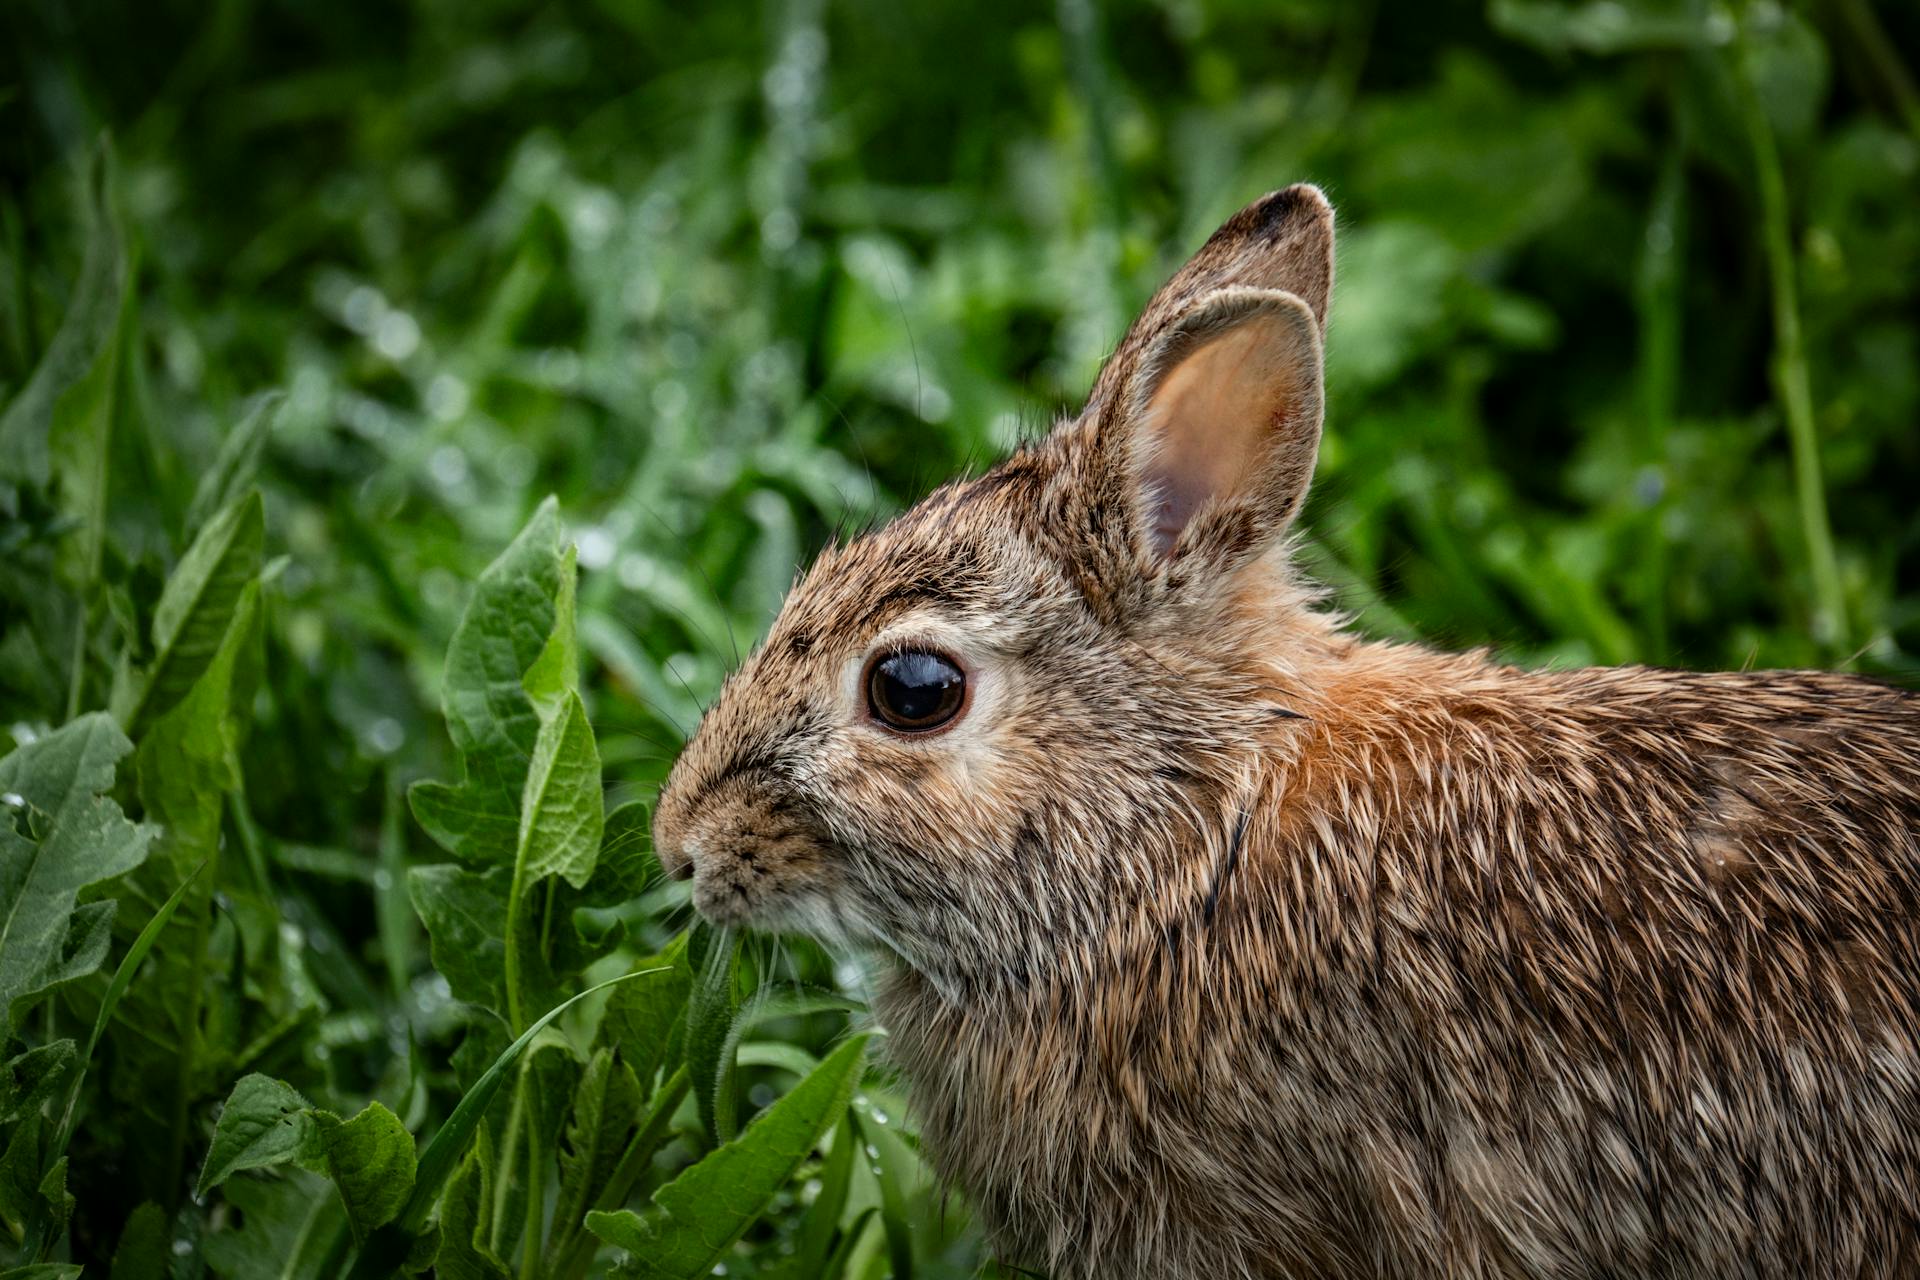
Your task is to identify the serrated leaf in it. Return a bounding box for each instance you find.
[432,1131,509,1280]
[197,1074,323,1195]
[34,1156,72,1241]
[318,1101,416,1243]
[185,393,280,537]
[547,1048,640,1262]
[598,936,690,1093]
[521,542,578,717]
[515,689,602,890]
[135,579,261,876]
[586,1033,870,1280]
[406,864,508,1014]
[113,490,265,735]
[0,713,153,1039]
[1,1042,77,1126]
[409,497,564,867]
[0,1110,48,1234]
[592,799,656,900]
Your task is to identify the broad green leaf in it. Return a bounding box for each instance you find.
[197,1074,323,1195]
[597,935,690,1093]
[586,1033,870,1280]
[1,1042,76,1126]
[432,1133,510,1280]
[185,392,281,537]
[590,798,657,900]
[521,542,579,717]
[406,864,508,1014]
[134,580,260,876]
[203,1169,345,1280]
[408,497,564,866]
[0,1265,84,1279]
[0,1111,49,1237]
[413,498,631,1032]
[557,798,658,966]
[109,1200,170,1280]
[318,1100,416,1242]
[546,1048,640,1265]
[112,490,265,735]
[53,860,204,1139]
[110,581,262,1202]
[0,713,153,1039]
[515,689,602,890]
[7,1153,74,1245]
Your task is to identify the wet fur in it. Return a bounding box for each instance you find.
[653,186,1920,1278]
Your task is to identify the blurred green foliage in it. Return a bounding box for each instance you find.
[1,0,1917,1273]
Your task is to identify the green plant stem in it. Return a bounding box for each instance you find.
[1733,25,1847,650]
[490,1077,527,1258]
[552,1065,692,1280]
[518,1066,546,1280]
[503,868,531,1035]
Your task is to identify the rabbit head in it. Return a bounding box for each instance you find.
[653,185,1339,993]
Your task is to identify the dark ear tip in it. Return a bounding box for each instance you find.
[1245,184,1334,238]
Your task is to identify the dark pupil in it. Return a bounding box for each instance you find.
[873,651,963,728]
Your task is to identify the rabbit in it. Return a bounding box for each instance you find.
[651,185,1920,1280]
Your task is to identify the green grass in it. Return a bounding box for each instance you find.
[1,0,1917,1274]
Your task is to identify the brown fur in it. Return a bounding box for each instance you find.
[653,185,1920,1279]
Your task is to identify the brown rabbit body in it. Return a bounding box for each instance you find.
[653,186,1920,1278]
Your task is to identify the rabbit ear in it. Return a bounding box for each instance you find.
[1118,286,1324,565]
[1081,184,1333,428]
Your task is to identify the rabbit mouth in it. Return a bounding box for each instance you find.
[691,865,857,945]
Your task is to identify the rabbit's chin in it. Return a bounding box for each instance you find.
[693,878,865,949]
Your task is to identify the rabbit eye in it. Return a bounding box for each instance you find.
[866,650,967,733]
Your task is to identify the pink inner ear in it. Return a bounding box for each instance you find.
[1141,317,1305,558]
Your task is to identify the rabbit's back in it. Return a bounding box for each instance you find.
[879,654,1920,1279]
